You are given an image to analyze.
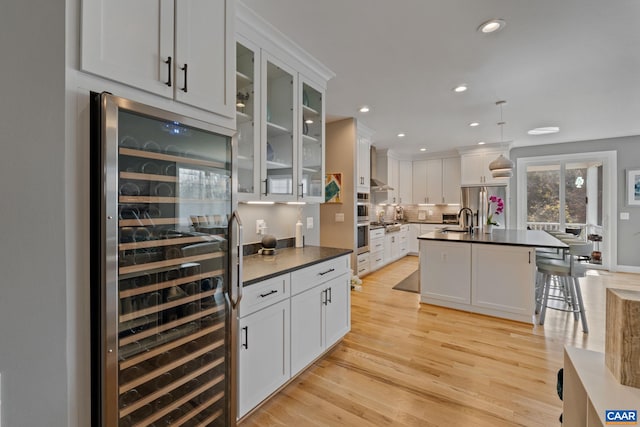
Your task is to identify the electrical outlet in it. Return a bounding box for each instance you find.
[620,212,630,220]
[256,219,266,234]
[307,217,314,229]
[335,213,345,222]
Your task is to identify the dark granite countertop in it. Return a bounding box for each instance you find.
[243,246,353,286]
[417,229,568,249]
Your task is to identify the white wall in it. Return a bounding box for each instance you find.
[238,204,320,246]
[0,0,69,426]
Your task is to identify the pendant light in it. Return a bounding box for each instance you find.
[488,100,514,179]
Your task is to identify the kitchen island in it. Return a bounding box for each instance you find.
[418,229,568,324]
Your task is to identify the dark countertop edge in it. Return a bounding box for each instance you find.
[417,230,569,249]
[243,246,353,286]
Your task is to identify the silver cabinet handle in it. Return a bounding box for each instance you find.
[228,210,243,309]
[327,287,332,304]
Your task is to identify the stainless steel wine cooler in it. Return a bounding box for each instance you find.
[90,92,242,427]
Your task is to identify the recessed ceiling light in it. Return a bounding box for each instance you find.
[478,19,506,34]
[478,141,486,145]
[397,133,406,138]
[453,84,468,93]
[305,119,313,124]
[469,122,480,127]
[528,126,560,135]
[359,106,370,113]
[420,148,427,152]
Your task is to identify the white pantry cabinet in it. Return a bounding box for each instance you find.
[81,0,234,118]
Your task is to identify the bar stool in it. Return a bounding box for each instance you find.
[536,241,592,333]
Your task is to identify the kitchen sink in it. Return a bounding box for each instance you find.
[439,226,469,233]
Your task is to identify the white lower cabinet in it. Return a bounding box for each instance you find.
[238,298,290,418]
[357,252,370,277]
[291,272,350,376]
[471,244,535,316]
[420,241,471,304]
[238,254,351,419]
[399,225,409,257]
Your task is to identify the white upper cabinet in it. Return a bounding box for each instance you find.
[236,37,260,197]
[412,160,428,204]
[387,156,399,204]
[174,0,235,117]
[299,77,325,202]
[356,124,373,193]
[262,53,297,201]
[412,157,461,204]
[81,0,234,118]
[398,160,413,204]
[425,159,443,204]
[442,157,461,204]
[236,2,334,202]
[460,149,509,186]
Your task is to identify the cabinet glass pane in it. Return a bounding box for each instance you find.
[116,109,230,426]
[266,60,294,196]
[236,42,256,194]
[301,83,323,198]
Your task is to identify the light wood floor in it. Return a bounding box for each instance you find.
[240,256,640,426]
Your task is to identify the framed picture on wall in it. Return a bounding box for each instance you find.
[627,168,640,206]
[325,173,342,203]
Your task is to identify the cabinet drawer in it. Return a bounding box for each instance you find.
[370,250,385,270]
[369,228,385,239]
[291,256,349,296]
[239,273,290,318]
[370,237,384,253]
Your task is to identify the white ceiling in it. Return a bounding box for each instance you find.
[241,0,640,156]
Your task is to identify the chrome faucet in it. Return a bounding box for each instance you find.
[458,207,474,234]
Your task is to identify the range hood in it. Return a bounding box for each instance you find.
[370,146,394,191]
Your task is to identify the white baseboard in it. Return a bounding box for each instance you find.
[616,265,640,274]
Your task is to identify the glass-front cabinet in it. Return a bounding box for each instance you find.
[299,78,324,202]
[236,28,328,203]
[236,39,260,197]
[262,53,297,201]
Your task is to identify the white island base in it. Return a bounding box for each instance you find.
[418,229,567,324]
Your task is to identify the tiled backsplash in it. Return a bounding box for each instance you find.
[370,203,460,223]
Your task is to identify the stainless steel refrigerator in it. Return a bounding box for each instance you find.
[90,92,242,427]
[461,185,508,230]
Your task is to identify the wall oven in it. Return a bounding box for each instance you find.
[356,222,369,254]
[357,192,370,223]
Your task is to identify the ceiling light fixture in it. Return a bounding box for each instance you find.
[528,126,560,135]
[478,19,506,34]
[453,84,468,93]
[420,148,427,152]
[359,106,370,113]
[477,141,486,145]
[397,133,406,138]
[488,100,514,179]
[469,122,480,127]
